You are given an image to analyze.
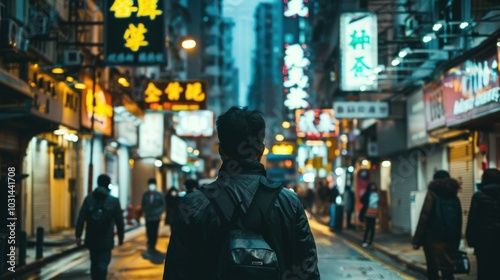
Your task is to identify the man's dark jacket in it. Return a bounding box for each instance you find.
[75,186,125,249]
[466,183,500,252]
[164,159,320,280]
[412,178,462,269]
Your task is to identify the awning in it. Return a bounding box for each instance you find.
[0,68,32,99]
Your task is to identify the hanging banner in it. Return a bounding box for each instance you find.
[138,113,164,157]
[340,13,378,91]
[407,89,429,148]
[423,79,446,131]
[81,77,113,136]
[143,80,208,111]
[104,0,166,66]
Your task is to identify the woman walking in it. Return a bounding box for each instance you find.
[361,182,379,247]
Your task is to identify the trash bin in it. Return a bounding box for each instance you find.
[328,204,344,231]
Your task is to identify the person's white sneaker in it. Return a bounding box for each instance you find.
[362,242,368,248]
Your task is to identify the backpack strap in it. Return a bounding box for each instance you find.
[243,177,283,231]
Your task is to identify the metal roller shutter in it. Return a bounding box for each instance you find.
[390,151,419,233]
[448,143,473,235]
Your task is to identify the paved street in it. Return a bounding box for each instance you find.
[23,220,424,280]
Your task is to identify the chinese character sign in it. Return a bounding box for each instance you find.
[340,13,378,91]
[81,77,113,136]
[283,44,310,110]
[283,0,308,17]
[295,109,337,138]
[105,0,166,66]
[334,101,389,119]
[143,80,208,111]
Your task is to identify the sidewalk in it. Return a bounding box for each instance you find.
[1,222,140,280]
[314,215,477,280]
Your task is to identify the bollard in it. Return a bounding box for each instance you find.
[36,227,44,260]
[19,231,27,266]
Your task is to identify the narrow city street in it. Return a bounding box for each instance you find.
[23,219,423,280]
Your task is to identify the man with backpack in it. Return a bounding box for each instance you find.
[164,106,319,280]
[76,174,125,280]
[412,170,462,280]
[141,178,165,253]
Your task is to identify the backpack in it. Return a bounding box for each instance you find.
[202,177,283,280]
[87,197,112,229]
[431,195,461,240]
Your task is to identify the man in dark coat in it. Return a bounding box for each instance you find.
[343,186,355,229]
[76,174,124,280]
[163,106,319,279]
[466,168,500,280]
[412,170,462,280]
[141,178,165,252]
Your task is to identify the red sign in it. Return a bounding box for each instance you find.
[442,54,500,126]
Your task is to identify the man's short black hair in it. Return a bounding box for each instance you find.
[148,178,156,185]
[216,106,266,159]
[97,174,111,189]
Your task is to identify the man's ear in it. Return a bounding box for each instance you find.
[256,145,265,161]
[219,146,228,160]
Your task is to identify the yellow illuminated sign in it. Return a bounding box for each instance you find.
[124,23,148,52]
[144,82,162,103]
[86,90,113,119]
[185,82,205,102]
[271,143,295,155]
[137,0,162,20]
[110,0,138,18]
[165,82,183,101]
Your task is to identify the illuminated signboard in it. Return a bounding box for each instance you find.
[104,0,166,66]
[340,13,378,91]
[271,142,295,155]
[144,80,208,111]
[423,79,446,131]
[282,0,310,117]
[81,77,113,136]
[442,54,500,126]
[295,109,337,138]
[170,135,187,165]
[176,110,214,137]
[138,112,163,157]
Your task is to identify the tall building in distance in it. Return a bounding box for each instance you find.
[220,18,239,109]
[248,2,283,118]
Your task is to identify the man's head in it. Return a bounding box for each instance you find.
[481,168,500,185]
[216,106,266,160]
[148,178,156,191]
[433,170,450,180]
[97,174,111,189]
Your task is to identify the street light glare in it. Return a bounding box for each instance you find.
[275,134,284,141]
[181,39,197,50]
[282,121,291,129]
[432,22,443,32]
[52,67,65,74]
[459,22,469,29]
[74,83,86,89]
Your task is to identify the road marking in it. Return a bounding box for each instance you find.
[308,219,416,280]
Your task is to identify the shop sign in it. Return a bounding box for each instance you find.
[295,109,337,138]
[81,77,113,136]
[53,148,65,179]
[176,110,213,137]
[29,65,80,129]
[340,12,378,91]
[104,0,166,66]
[442,54,500,126]
[271,142,295,155]
[423,79,446,131]
[138,112,163,157]
[170,135,187,165]
[334,101,388,119]
[144,80,207,111]
[115,120,138,146]
[407,89,429,148]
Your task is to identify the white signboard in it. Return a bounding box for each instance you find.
[170,135,187,165]
[283,44,310,110]
[176,110,214,137]
[340,13,378,91]
[138,113,164,157]
[334,101,389,119]
[284,0,308,17]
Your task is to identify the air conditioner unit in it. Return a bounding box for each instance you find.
[63,50,83,66]
[17,26,29,52]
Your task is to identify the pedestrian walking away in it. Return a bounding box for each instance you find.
[412,170,462,280]
[343,186,355,229]
[75,174,124,280]
[164,186,180,232]
[163,106,320,280]
[466,168,500,280]
[361,182,380,247]
[141,178,165,253]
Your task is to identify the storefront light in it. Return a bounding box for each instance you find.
[335,167,343,176]
[275,134,284,141]
[54,129,67,135]
[187,147,194,153]
[74,82,86,89]
[347,166,354,172]
[361,159,369,166]
[193,149,200,156]
[282,121,291,129]
[52,67,64,74]
[66,76,75,83]
[154,159,163,167]
[382,160,391,167]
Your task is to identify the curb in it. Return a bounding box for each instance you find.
[0,225,141,280]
